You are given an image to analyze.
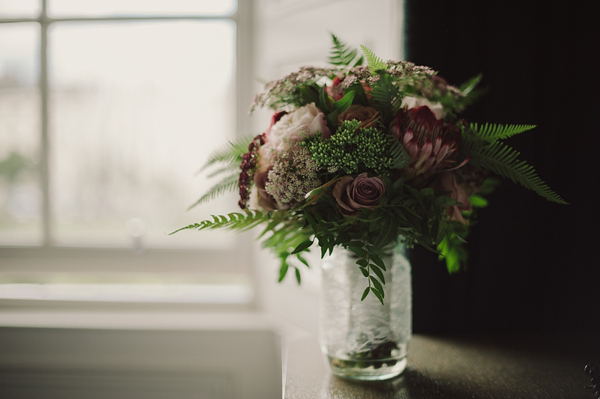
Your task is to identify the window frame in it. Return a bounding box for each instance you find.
[0,0,257,305]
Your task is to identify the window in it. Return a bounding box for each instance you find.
[0,0,255,305]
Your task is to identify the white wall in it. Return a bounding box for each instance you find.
[250,0,405,335]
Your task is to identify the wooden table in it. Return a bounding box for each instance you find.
[284,333,599,399]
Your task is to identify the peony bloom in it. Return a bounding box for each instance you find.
[333,173,385,214]
[391,106,467,185]
[260,103,331,161]
[337,105,380,128]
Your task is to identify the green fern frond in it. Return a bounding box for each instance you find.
[198,134,254,173]
[170,210,272,235]
[387,134,410,169]
[459,73,483,95]
[370,73,402,126]
[188,173,239,210]
[470,141,568,204]
[329,33,363,67]
[471,122,536,142]
[360,45,386,74]
[206,164,239,178]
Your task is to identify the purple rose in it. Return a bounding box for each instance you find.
[333,173,385,214]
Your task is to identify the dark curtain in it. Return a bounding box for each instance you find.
[404,1,600,334]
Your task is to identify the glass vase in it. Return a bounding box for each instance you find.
[319,242,411,381]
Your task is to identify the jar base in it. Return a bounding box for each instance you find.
[326,355,407,381]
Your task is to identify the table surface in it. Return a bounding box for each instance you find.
[284,333,600,399]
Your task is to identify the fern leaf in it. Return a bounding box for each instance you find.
[206,164,239,178]
[459,73,483,96]
[198,134,254,173]
[329,33,362,67]
[370,73,402,126]
[360,45,386,73]
[188,173,239,210]
[170,210,271,235]
[470,141,568,204]
[471,122,536,142]
[387,134,410,169]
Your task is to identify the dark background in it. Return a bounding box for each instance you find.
[404,1,600,334]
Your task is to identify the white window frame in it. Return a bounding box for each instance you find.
[0,0,257,307]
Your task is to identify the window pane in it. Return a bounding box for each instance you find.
[0,23,42,245]
[49,21,237,249]
[48,0,236,17]
[0,0,40,18]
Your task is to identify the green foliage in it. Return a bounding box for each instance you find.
[387,135,411,169]
[370,72,404,128]
[329,33,364,67]
[198,134,254,173]
[437,222,469,273]
[171,210,272,234]
[459,73,483,96]
[471,122,536,142]
[303,120,396,176]
[469,141,568,204]
[188,173,239,210]
[315,85,355,132]
[360,45,386,73]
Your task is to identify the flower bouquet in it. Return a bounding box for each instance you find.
[174,35,566,379]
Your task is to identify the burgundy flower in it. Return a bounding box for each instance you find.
[238,133,265,209]
[333,173,385,214]
[390,106,468,185]
[327,76,345,101]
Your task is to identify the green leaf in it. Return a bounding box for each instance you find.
[291,240,313,254]
[361,287,370,301]
[459,73,483,95]
[296,253,310,268]
[328,33,363,67]
[304,212,319,233]
[332,90,355,113]
[188,173,239,210]
[348,246,368,258]
[370,287,385,305]
[370,254,386,271]
[360,45,386,73]
[359,267,369,277]
[370,265,386,285]
[198,134,254,172]
[471,122,536,142]
[356,258,369,267]
[469,195,488,208]
[278,261,289,282]
[374,216,397,247]
[295,267,302,284]
[370,276,384,298]
[470,141,568,204]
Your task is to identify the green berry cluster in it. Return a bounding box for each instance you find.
[303,120,394,176]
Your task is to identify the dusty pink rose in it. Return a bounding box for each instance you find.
[333,173,385,214]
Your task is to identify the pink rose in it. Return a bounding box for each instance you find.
[333,173,385,214]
